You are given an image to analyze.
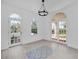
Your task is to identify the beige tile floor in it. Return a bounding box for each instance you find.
[1,40,78,59]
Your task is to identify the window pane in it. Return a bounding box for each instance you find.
[31,20,37,35]
[9,14,21,44]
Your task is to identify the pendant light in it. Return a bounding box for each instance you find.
[38,0,48,16]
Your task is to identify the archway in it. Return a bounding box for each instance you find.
[52,12,67,43]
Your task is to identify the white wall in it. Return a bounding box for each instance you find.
[63,1,78,49]
[53,0,78,49]
[1,2,52,50]
[43,0,78,49]
[49,0,78,49]
[1,4,10,50]
[1,0,78,50]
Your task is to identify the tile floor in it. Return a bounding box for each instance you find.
[1,40,78,59]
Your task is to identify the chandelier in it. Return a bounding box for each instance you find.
[38,0,48,16]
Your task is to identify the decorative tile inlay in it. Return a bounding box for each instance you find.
[26,46,53,59]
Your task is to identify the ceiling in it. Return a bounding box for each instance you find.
[2,0,76,12]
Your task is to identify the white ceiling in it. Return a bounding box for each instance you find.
[2,0,76,12]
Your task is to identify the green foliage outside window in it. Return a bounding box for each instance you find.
[31,29,37,34]
[31,21,37,34]
[59,29,66,38]
[59,29,66,34]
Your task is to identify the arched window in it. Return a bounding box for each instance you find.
[9,14,21,44]
[52,12,67,42]
[59,21,66,35]
[31,19,37,35]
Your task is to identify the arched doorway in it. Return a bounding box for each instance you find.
[52,12,67,43]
